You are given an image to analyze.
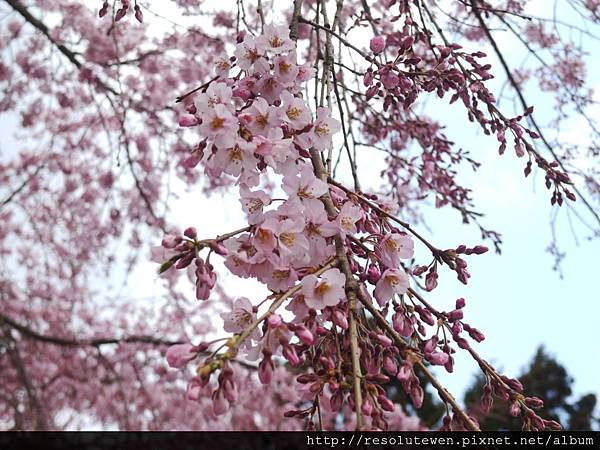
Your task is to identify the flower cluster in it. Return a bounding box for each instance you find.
[158,18,563,431]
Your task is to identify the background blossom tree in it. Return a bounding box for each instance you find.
[0,0,599,430]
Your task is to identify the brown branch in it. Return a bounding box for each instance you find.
[0,312,183,347]
[4,0,119,96]
[175,75,219,103]
[0,163,44,210]
[289,0,304,41]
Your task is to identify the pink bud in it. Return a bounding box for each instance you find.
[509,401,520,417]
[366,264,381,284]
[412,265,428,276]
[515,143,525,157]
[258,355,273,384]
[411,385,424,409]
[378,394,395,412]
[283,346,301,366]
[295,326,314,345]
[134,6,143,23]
[267,314,282,328]
[455,298,466,309]
[212,390,228,416]
[332,309,348,330]
[361,397,373,416]
[544,420,562,430]
[383,354,398,375]
[186,377,202,401]
[447,309,463,322]
[372,332,392,347]
[369,36,386,54]
[506,377,524,392]
[166,344,197,368]
[415,306,435,326]
[463,324,485,342]
[179,114,200,127]
[184,227,197,239]
[472,245,489,254]
[525,397,544,408]
[425,351,449,366]
[425,271,438,291]
[423,336,438,353]
[114,7,127,21]
[481,385,493,413]
[396,363,412,382]
[451,321,463,336]
[232,87,252,101]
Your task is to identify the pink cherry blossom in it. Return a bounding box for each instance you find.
[197,82,233,113]
[376,233,415,268]
[282,166,329,208]
[256,24,295,55]
[301,268,346,310]
[199,103,238,148]
[166,344,198,368]
[336,201,363,237]
[239,185,271,225]
[220,297,259,339]
[370,36,386,54]
[274,52,300,85]
[310,107,342,151]
[279,90,311,130]
[373,269,410,305]
[234,36,265,71]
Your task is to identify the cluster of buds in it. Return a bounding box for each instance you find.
[157,227,226,300]
[98,0,143,23]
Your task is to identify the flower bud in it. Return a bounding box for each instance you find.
[332,309,348,330]
[509,401,520,417]
[212,390,228,416]
[183,227,197,239]
[295,326,314,345]
[232,87,252,101]
[370,36,386,54]
[267,314,282,328]
[525,396,544,409]
[447,309,463,322]
[282,345,301,366]
[166,344,197,368]
[472,245,489,255]
[258,355,273,384]
[179,114,200,127]
[383,354,398,375]
[378,394,395,412]
[425,351,449,366]
[186,377,202,401]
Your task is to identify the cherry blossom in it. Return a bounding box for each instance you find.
[373,269,410,306]
[1,0,594,433]
[310,107,342,151]
[301,268,346,310]
[376,233,415,269]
